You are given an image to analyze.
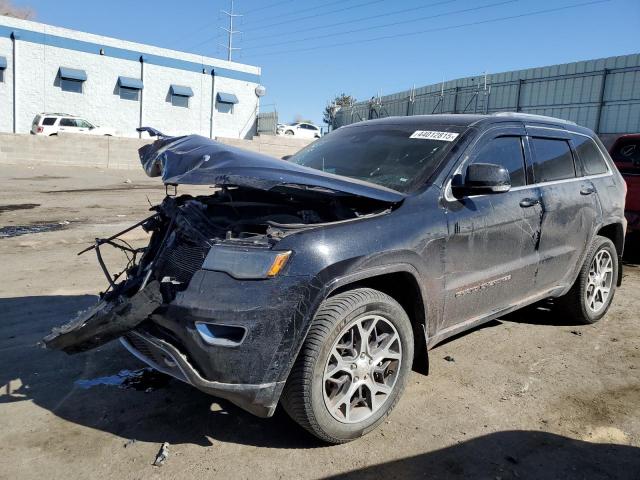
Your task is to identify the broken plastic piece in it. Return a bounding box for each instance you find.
[42,281,162,354]
[153,442,169,467]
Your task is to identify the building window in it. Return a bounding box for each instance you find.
[120,86,140,101]
[216,92,238,115]
[172,94,189,108]
[217,102,234,114]
[58,67,87,94]
[117,76,143,101]
[169,85,193,108]
[0,56,7,83]
[61,78,83,93]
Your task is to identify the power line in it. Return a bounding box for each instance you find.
[243,0,515,51]
[240,0,295,14]
[242,0,610,59]
[170,0,293,48]
[240,0,349,27]
[242,0,387,32]
[242,0,458,45]
[186,0,385,51]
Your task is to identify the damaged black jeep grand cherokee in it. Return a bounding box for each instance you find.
[44,113,626,444]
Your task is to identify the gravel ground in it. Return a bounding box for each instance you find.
[0,164,638,480]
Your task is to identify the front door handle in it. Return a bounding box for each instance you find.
[519,198,540,208]
[580,186,595,195]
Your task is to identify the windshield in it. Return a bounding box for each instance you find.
[288,124,463,193]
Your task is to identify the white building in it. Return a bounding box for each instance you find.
[0,15,263,138]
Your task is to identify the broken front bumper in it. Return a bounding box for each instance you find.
[121,331,283,417]
[44,267,317,417]
[42,281,163,354]
[124,270,316,417]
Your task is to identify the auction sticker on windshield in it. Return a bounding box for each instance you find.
[410,130,459,141]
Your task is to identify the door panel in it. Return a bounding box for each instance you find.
[534,181,599,288]
[442,126,542,331]
[526,128,599,289]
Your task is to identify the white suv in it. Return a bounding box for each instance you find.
[31,114,116,136]
[278,122,321,139]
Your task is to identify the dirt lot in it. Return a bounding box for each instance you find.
[0,164,638,480]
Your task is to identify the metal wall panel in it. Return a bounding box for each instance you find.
[334,54,640,134]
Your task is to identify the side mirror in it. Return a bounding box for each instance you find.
[452,163,511,196]
[281,155,292,161]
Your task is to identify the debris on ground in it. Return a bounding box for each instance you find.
[444,355,455,362]
[153,442,170,467]
[124,439,137,448]
[0,222,69,238]
[74,368,170,392]
[570,330,583,336]
[124,178,132,184]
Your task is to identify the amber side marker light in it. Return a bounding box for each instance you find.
[267,251,292,277]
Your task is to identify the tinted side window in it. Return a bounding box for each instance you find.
[60,118,77,127]
[471,136,526,187]
[574,136,608,175]
[42,117,56,126]
[530,138,575,182]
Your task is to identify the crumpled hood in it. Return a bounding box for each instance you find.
[139,134,405,203]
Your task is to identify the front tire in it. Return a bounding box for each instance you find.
[558,235,618,324]
[281,288,414,444]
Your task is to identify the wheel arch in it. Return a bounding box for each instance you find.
[325,265,429,375]
[597,222,625,286]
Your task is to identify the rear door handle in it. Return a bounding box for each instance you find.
[519,198,540,208]
[580,186,595,195]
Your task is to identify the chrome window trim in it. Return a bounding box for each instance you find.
[524,124,613,175]
[443,125,613,203]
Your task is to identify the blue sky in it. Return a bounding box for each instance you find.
[12,0,640,125]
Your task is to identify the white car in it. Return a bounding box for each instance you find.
[278,122,321,139]
[31,113,116,136]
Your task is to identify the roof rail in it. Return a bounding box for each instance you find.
[40,112,74,117]
[491,112,577,125]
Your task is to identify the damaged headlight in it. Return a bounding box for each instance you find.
[202,246,292,279]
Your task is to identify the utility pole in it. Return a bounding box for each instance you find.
[220,0,242,61]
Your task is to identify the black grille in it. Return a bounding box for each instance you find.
[158,239,209,285]
[159,243,209,284]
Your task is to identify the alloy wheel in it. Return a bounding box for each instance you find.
[585,249,613,313]
[322,314,402,424]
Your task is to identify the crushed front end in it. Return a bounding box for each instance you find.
[43,132,399,417]
[43,189,322,416]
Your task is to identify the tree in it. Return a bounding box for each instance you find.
[323,93,356,126]
[0,0,35,19]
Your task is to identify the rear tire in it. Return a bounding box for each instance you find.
[281,288,414,444]
[557,235,618,324]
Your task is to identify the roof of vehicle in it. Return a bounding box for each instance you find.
[37,113,78,117]
[347,112,592,134]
